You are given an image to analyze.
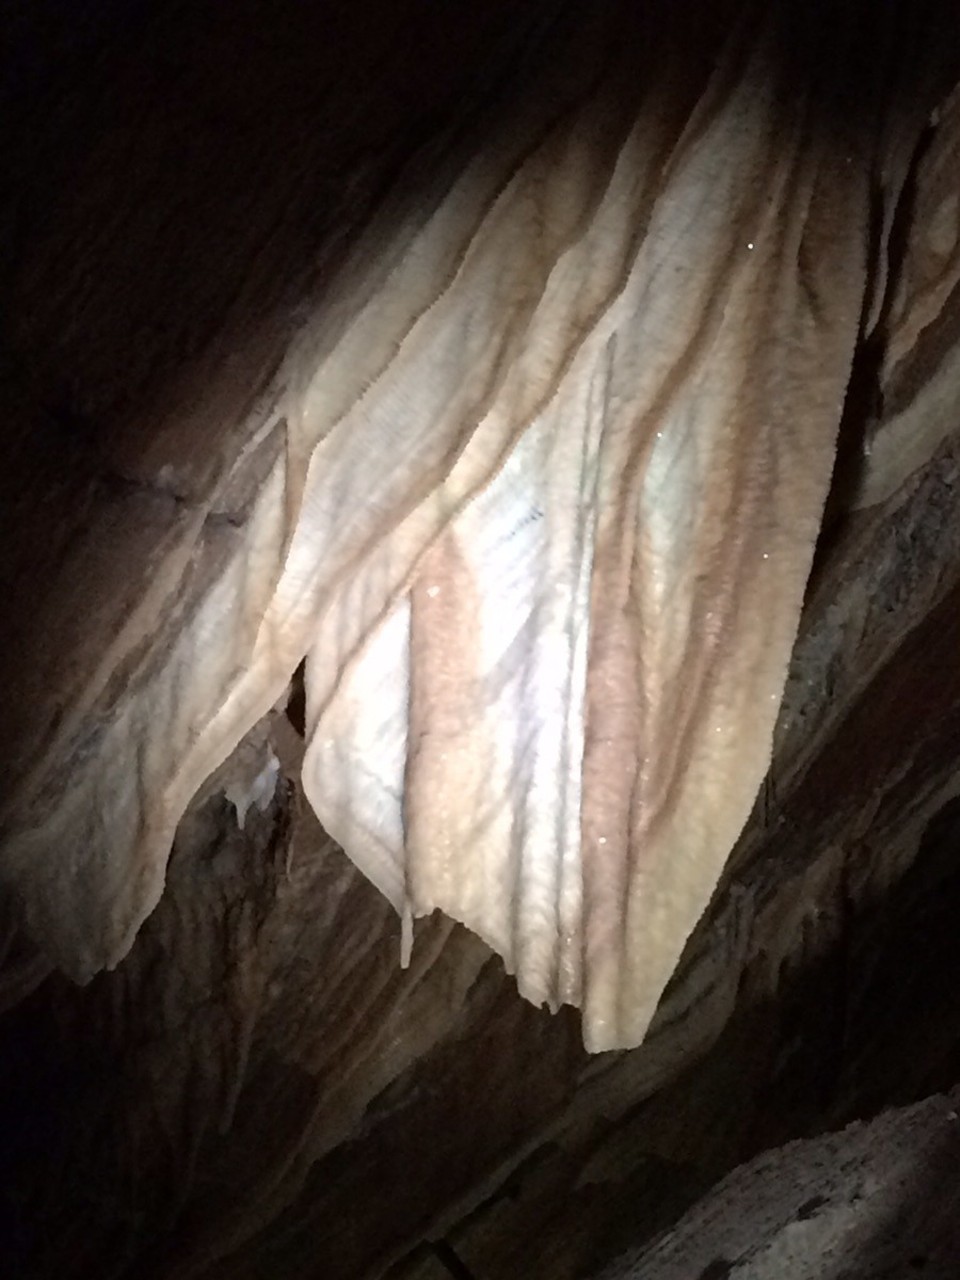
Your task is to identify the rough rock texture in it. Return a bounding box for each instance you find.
[1,2,960,1278]
[599,1086,960,1279]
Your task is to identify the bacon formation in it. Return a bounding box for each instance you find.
[6,0,938,1051]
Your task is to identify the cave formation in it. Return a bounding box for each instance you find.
[2,1,960,1276]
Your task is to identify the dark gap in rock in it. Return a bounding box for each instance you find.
[431,1239,479,1280]
[285,660,306,738]
[810,110,940,590]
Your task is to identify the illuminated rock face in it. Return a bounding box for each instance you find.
[0,0,957,1060]
[602,1084,960,1280]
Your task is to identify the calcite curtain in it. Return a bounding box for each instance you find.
[0,0,953,1050]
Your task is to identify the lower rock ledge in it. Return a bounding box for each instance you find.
[598,1084,960,1280]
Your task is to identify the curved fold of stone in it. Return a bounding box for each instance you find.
[0,5,876,1050]
[298,42,871,1050]
[857,80,960,509]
